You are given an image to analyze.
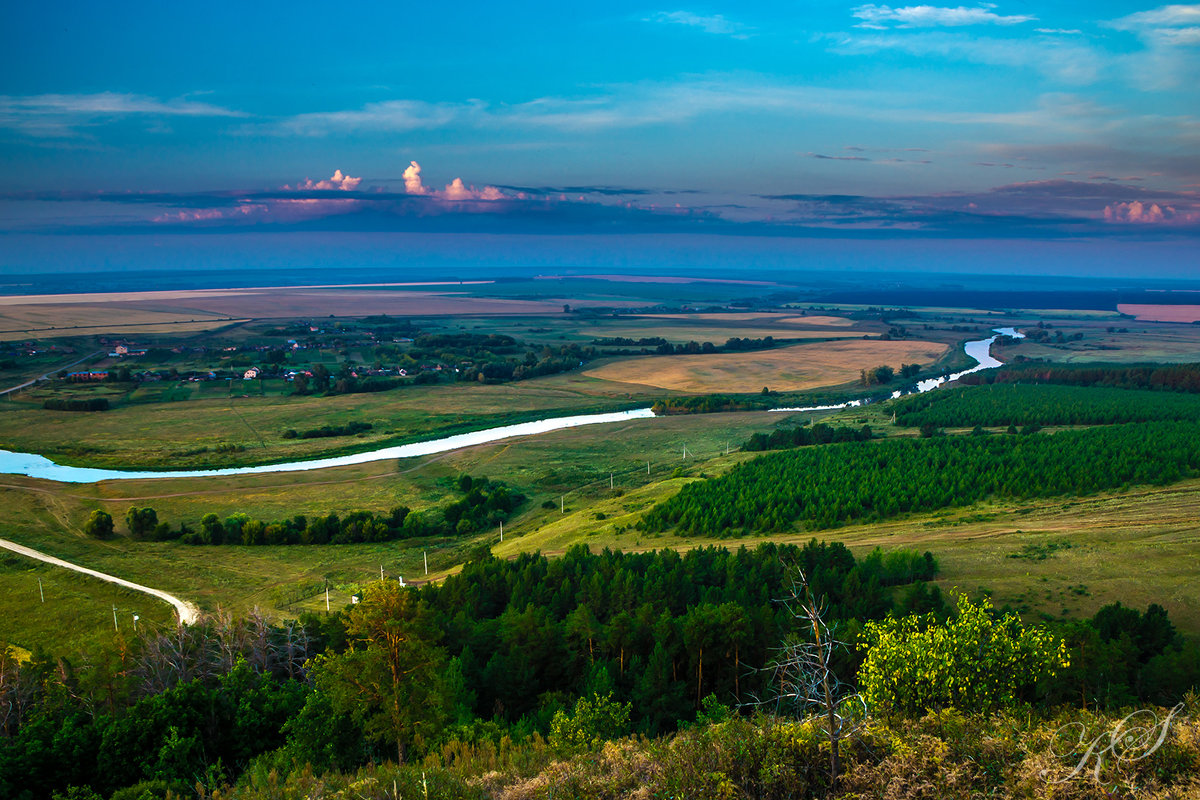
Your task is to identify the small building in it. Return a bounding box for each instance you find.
[243,367,261,380]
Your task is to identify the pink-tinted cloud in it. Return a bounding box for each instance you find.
[1103,200,1199,223]
[285,169,362,191]
[443,177,505,201]
[403,161,428,195]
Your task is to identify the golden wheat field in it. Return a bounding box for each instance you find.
[583,338,950,392]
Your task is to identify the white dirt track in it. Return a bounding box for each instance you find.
[0,538,199,625]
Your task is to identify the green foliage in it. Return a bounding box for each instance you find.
[744,422,872,452]
[43,397,110,412]
[858,594,1069,715]
[314,581,447,764]
[82,509,114,540]
[178,475,523,546]
[124,506,159,540]
[893,383,1200,428]
[548,692,631,755]
[968,361,1200,393]
[642,421,1200,535]
[651,394,773,415]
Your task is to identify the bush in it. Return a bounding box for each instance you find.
[548,693,632,755]
[82,510,114,540]
[858,594,1068,715]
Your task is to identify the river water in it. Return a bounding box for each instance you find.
[0,328,1021,483]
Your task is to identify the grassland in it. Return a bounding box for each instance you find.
[583,339,950,393]
[0,552,175,655]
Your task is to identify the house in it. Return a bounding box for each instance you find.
[243,367,261,380]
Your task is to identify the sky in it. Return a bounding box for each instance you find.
[1,1,1198,279]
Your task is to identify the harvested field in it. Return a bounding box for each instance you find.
[631,313,853,326]
[0,285,624,339]
[1118,304,1200,323]
[582,339,949,393]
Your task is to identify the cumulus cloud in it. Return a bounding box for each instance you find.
[1103,200,1197,223]
[400,161,503,200]
[851,3,1036,29]
[643,11,752,37]
[442,177,504,201]
[286,169,362,191]
[403,161,428,195]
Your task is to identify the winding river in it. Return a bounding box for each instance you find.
[0,328,1021,484]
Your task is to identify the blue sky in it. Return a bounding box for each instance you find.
[1,2,1198,277]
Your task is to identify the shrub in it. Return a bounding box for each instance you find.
[858,594,1068,715]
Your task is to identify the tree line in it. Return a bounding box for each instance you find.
[91,475,524,546]
[744,422,873,452]
[961,361,1200,393]
[641,421,1200,535]
[892,383,1200,428]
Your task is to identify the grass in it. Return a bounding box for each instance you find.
[0,377,647,468]
[0,552,174,656]
[583,339,950,393]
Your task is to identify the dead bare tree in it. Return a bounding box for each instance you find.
[746,567,863,789]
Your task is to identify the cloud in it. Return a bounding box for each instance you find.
[851,4,1036,29]
[643,11,752,37]
[401,162,503,200]
[1103,200,1198,224]
[827,31,1104,83]
[403,161,429,195]
[442,177,504,201]
[269,100,470,137]
[1111,4,1200,30]
[0,92,245,138]
[285,169,362,191]
[808,152,872,161]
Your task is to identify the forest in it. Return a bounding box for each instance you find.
[2,542,1197,800]
[744,421,873,451]
[641,420,1200,535]
[962,361,1200,392]
[892,383,1200,428]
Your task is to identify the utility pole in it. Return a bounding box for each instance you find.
[380,565,384,581]
[561,495,565,514]
[647,460,651,475]
[499,520,504,542]
[112,606,119,632]
[325,583,330,612]
[38,578,44,603]
[610,472,614,490]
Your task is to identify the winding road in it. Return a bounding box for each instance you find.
[0,538,200,625]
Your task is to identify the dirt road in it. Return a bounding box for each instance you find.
[0,538,200,625]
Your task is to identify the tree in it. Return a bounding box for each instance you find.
[312,580,446,763]
[124,507,158,540]
[747,568,859,789]
[858,593,1068,715]
[83,510,114,540]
